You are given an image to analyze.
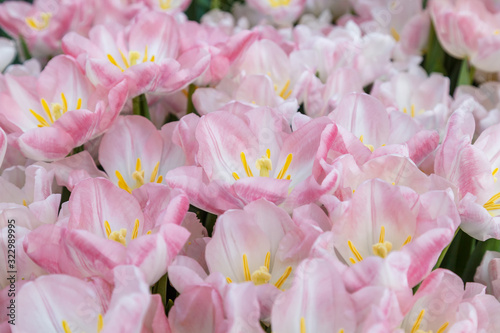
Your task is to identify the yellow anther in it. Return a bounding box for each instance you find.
[25,12,51,31]
[243,254,251,281]
[278,80,292,99]
[251,266,272,285]
[150,162,160,183]
[150,55,155,62]
[142,45,148,63]
[348,240,363,263]
[41,98,54,123]
[402,235,412,246]
[484,192,500,216]
[240,152,254,177]
[30,109,50,127]
[76,98,82,110]
[264,251,271,270]
[115,170,132,193]
[131,219,140,240]
[108,228,127,246]
[300,317,306,333]
[62,320,72,333]
[437,322,449,333]
[22,199,27,206]
[156,175,163,184]
[119,50,130,68]
[232,172,240,181]
[493,168,498,182]
[359,135,374,152]
[107,54,125,72]
[390,27,400,41]
[277,153,293,180]
[61,93,68,112]
[104,220,111,238]
[226,277,232,283]
[411,104,415,118]
[411,309,425,333]
[274,266,292,289]
[97,314,103,332]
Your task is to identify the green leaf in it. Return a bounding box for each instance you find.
[423,23,447,76]
[152,273,169,309]
[462,238,500,283]
[456,59,473,87]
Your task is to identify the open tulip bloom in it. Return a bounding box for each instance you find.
[4,0,500,331]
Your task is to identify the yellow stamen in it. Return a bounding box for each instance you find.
[279,80,291,99]
[390,27,400,41]
[484,192,500,215]
[379,225,385,243]
[132,158,145,186]
[493,168,498,182]
[232,172,240,180]
[62,320,72,333]
[131,219,140,240]
[348,240,363,262]
[338,330,344,333]
[156,175,163,184]
[402,235,412,246]
[61,93,68,112]
[437,322,449,333]
[411,104,415,118]
[411,309,425,333]
[142,45,148,63]
[226,277,232,283]
[150,162,160,182]
[240,152,254,177]
[277,153,293,180]
[104,220,111,238]
[146,230,152,235]
[97,314,103,332]
[29,109,50,127]
[115,170,132,193]
[22,199,27,206]
[265,251,271,270]
[150,55,155,62]
[300,317,306,333]
[41,98,54,123]
[243,254,251,281]
[107,54,124,72]
[25,12,51,31]
[76,98,82,110]
[119,50,130,68]
[359,135,375,152]
[268,0,291,7]
[274,266,292,289]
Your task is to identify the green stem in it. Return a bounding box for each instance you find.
[132,94,151,120]
[457,59,473,87]
[18,35,32,61]
[186,84,198,115]
[205,213,217,237]
[151,273,168,309]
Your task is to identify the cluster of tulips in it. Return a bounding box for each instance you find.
[1,0,500,332]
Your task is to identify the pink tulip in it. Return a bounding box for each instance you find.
[166,107,339,214]
[11,265,169,333]
[24,178,190,285]
[430,0,500,72]
[400,268,500,332]
[328,179,459,287]
[0,55,128,161]
[245,0,306,25]
[0,0,95,60]
[62,11,210,98]
[475,250,500,301]
[435,109,500,240]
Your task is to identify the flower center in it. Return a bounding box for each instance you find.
[25,12,51,31]
[402,104,425,118]
[62,313,103,333]
[232,149,293,181]
[30,93,82,127]
[484,191,500,217]
[410,309,449,333]
[226,252,292,290]
[159,0,171,9]
[107,45,155,72]
[115,158,163,193]
[104,219,144,246]
[348,226,412,264]
[268,0,291,8]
